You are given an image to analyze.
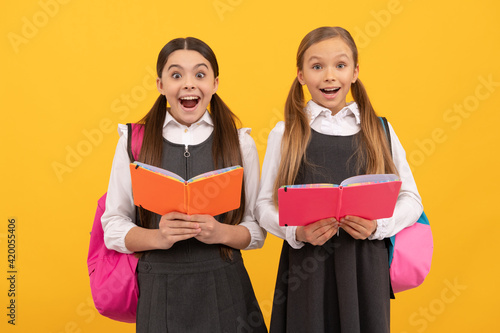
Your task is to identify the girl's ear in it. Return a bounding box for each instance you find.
[352,64,359,84]
[297,68,305,85]
[212,76,219,95]
[156,77,164,95]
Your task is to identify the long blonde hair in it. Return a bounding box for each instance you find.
[273,27,397,206]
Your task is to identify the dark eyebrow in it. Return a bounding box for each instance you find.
[167,63,209,71]
[194,63,209,70]
[167,64,182,71]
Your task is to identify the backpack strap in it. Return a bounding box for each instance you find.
[127,123,135,162]
[378,116,396,299]
[379,117,392,156]
[126,123,144,162]
[126,123,145,228]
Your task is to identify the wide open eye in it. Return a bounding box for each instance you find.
[196,72,206,79]
[172,73,182,79]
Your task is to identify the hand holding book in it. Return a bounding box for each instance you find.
[295,217,339,245]
[338,215,378,239]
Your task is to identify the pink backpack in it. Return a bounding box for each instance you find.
[380,117,433,293]
[388,212,433,293]
[87,123,144,322]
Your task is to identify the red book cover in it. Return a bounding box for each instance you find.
[278,174,402,226]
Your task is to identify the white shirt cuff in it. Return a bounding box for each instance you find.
[286,226,305,249]
[103,219,137,254]
[368,218,389,240]
[239,221,266,250]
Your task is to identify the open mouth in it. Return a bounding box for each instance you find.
[179,96,200,109]
[320,87,340,95]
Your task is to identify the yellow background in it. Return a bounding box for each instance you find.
[2,0,499,332]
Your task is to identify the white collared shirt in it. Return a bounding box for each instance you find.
[255,100,423,249]
[102,110,266,253]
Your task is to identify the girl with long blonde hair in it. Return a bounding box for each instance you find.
[256,27,423,332]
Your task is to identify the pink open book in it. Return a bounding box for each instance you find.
[278,174,402,226]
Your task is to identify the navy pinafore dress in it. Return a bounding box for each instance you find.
[270,130,391,333]
[136,134,267,333]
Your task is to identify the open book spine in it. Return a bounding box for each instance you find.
[336,186,343,221]
[185,184,190,215]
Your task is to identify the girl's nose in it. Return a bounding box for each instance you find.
[183,77,195,90]
[324,67,336,81]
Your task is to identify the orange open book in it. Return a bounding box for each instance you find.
[129,162,243,216]
[278,174,402,226]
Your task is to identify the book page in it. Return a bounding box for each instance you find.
[188,165,242,183]
[340,174,400,187]
[133,162,185,182]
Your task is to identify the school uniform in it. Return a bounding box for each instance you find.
[102,111,267,332]
[136,134,266,332]
[255,101,423,333]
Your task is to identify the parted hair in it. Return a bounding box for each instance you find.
[273,26,397,206]
[137,37,245,260]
